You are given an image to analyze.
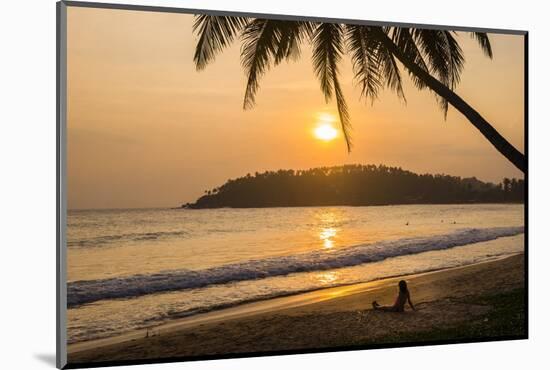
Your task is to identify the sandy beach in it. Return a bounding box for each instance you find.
[68,253,525,365]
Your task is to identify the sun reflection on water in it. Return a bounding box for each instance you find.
[317,271,339,284]
[319,227,337,249]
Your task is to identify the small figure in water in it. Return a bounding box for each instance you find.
[372,280,415,312]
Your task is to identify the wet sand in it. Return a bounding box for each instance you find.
[69,253,525,364]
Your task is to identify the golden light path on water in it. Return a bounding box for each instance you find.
[317,208,343,250]
[316,209,342,284]
[320,227,337,249]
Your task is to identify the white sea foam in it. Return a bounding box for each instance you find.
[67,226,524,307]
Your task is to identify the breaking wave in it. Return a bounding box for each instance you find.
[67,226,523,307]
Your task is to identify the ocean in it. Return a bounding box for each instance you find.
[67,204,524,344]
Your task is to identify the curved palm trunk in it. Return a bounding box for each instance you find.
[375,30,526,173]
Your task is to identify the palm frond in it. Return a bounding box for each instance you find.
[193,15,248,70]
[442,31,465,88]
[312,23,344,100]
[273,22,314,65]
[241,20,314,109]
[333,71,353,151]
[471,32,493,58]
[240,19,281,109]
[345,24,382,102]
[312,23,352,151]
[373,27,406,102]
[412,30,464,88]
[390,28,430,90]
[411,29,465,116]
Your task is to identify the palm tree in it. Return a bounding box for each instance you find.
[192,15,525,173]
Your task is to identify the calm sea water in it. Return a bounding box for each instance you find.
[67,204,524,343]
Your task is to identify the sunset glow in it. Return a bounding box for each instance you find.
[66,8,525,209]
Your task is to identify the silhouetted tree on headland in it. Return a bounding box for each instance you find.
[192,16,525,172]
[184,164,524,208]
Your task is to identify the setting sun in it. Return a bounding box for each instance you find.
[314,123,338,141]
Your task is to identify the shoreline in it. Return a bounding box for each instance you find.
[181,201,525,210]
[69,252,525,362]
[69,202,525,212]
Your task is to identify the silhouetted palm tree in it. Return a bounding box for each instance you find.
[503,177,511,192]
[192,16,525,172]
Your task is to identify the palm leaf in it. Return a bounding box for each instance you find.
[312,23,352,151]
[241,19,281,109]
[471,32,493,58]
[411,29,465,116]
[412,30,464,88]
[193,15,248,70]
[345,24,383,102]
[273,21,314,65]
[241,20,314,109]
[441,31,464,88]
[374,27,407,102]
[390,28,430,90]
[333,72,352,151]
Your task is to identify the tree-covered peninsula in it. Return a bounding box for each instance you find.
[184,164,524,209]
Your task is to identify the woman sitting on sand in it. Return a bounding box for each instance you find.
[372,280,415,312]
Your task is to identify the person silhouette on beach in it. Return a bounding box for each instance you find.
[372,280,415,312]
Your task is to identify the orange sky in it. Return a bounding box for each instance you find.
[67,7,525,209]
